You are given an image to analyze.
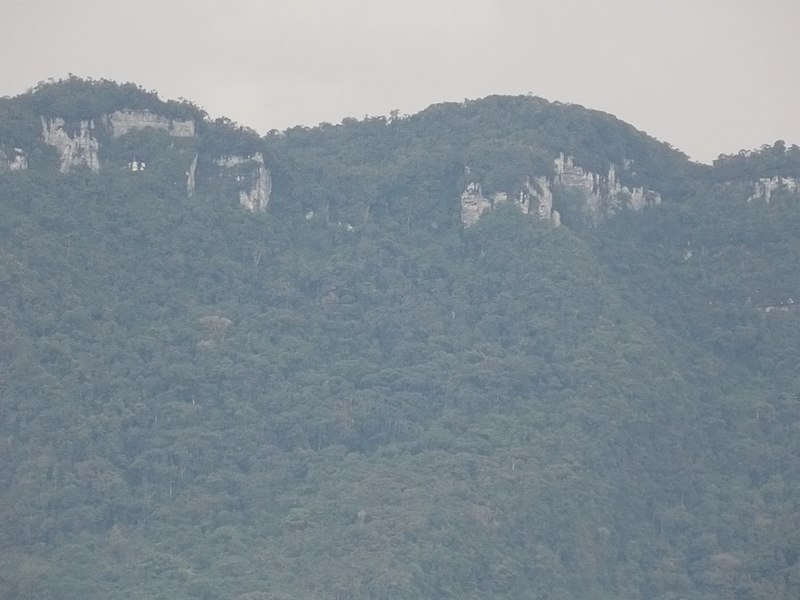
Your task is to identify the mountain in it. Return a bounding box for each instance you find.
[1,77,799,600]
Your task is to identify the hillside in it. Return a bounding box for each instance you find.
[1,78,799,600]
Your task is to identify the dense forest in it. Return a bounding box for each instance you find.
[0,78,799,599]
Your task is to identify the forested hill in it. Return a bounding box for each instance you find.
[1,78,799,600]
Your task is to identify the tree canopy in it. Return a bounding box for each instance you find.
[0,80,799,599]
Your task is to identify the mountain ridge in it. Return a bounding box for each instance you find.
[1,76,799,600]
[2,77,701,220]
[7,77,798,228]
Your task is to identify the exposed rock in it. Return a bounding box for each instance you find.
[460,181,491,227]
[554,153,598,196]
[460,179,550,227]
[39,110,195,174]
[553,153,660,223]
[0,148,27,172]
[524,176,559,223]
[186,153,198,197]
[169,119,196,138]
[491,191,509,206]
[242,158,271,212]
[748,176,799,203]
[460,153,659,227]
[108,110,196,138]
[37,110,264,211]
[213,152,271,212]
[41,117,100,173]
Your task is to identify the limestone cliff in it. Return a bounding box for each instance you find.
[186,153,199,197]
[41,117,101,173]
[37,109,197,174]
[523,176,560,225]
[748,176,799,202]
[552,153,660,223]
[461,178,554,228]
[460,182,492,227]
[461,153,660,227]
[213,153,271,212]
[108,110,196,138]
[30,107,272,211]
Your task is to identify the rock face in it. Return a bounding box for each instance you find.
[460,182,492,227]
[213,153,271,212]
[41,117,101,173]
[460,153,660,227]
[0,148,27,172]
[33,108,271,211]
[186,153,198,197]
[38,110,197,174]
[523,176,559,224]
[108,110,196,138]
[553,153,660,223]
[461,181,540,227]
[242,155,272,212]
[748,176,799,202]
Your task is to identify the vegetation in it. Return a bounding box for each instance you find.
[712,140,800,181]
[0,79,798,599]
[21,75,205,121]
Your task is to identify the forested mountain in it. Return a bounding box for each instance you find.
[1,78,799,600]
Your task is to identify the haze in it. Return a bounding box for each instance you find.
[2,0,798,163]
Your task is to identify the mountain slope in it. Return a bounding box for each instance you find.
[0,79,799,599]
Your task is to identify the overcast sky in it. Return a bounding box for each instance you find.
[2,0,798,163]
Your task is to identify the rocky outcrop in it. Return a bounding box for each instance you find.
[41,117,101,173]
[460,153,660,227]
[108,110,196,138]
[748,176,799,203]
[0,148,28,172]
[461,178,554,228]
[460,182,492,227]
[38,109,196,174]
[242,157,272,212]
[553,154,660,223]
[186,153,198,197]
[523,176,560,225]
[213,152,271,212]
[36,110,266,212]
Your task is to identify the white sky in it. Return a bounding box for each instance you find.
[1,0,799,163]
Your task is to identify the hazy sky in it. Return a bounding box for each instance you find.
[2,0,799,163]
